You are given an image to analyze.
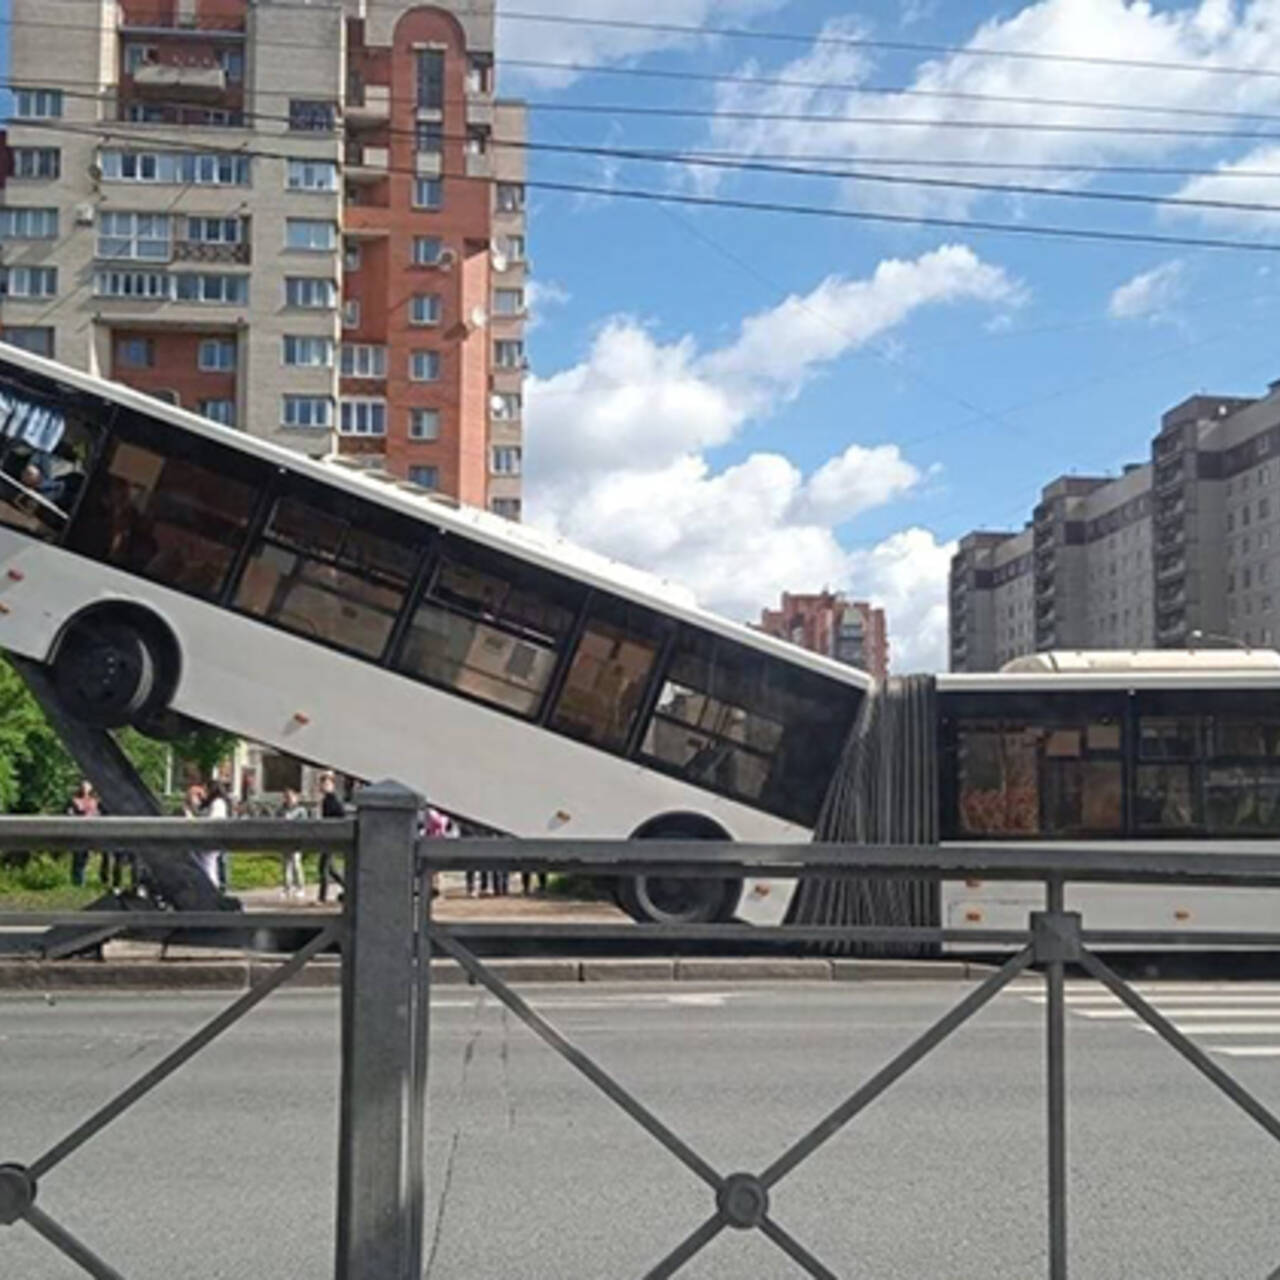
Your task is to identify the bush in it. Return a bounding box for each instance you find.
[17,855,67,892]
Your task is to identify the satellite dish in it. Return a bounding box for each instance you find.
[469,305,488,330]
[490,249,508,273]
[489,393,505,414]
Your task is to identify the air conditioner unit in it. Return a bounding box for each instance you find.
[437,248,456,269]
[74,203,96,226]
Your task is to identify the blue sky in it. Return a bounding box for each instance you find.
[503,0,1280,667]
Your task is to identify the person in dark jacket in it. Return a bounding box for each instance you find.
[317,773,346,903]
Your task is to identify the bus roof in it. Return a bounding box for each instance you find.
[1000,649,1280,674]
[0,342,873,693]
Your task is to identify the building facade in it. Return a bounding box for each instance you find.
[1,0,525,515]
[950,382,1280,671]
[758,591,889,681]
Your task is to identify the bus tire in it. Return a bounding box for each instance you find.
[619,817,741,926]
[52,616,160,729]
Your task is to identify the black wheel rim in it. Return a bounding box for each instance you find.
[635,875,724,924]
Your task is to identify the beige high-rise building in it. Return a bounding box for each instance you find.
[1,0,527,515]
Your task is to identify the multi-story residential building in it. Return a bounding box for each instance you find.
[758,590,889,681]
[949,381,1280,671]
[1,0,526,515]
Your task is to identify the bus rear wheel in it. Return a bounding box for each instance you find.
[618,818,741,925]
[53,617,159,729]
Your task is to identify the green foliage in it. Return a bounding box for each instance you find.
[169,727,240,782]
[16,854,64,891]
[115,727,170,796]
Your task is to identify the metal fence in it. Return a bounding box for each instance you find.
[3,782,1280,1278]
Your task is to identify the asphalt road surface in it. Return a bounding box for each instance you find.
[3,979,1280,1279]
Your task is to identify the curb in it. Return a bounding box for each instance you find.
[0,955,989,992]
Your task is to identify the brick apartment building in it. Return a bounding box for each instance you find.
[0,0,526,516]
[758,591,889,681]
[950,380,1280,671]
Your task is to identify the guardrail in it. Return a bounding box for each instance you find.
[2,784,1280,1278]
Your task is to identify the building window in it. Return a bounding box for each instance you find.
[410,351,441,381]
[413,178,443,210]
[282,335,334,367]
[490,497,521,519]
[416,48,445,109]
[11,148,60,179]
[117,337,154,368]
[491,446,522,475]
[494,288,525,316]
[340,344,387,378]
[410,294,441,325]
[123,43,157,73]
[343,241,362,271]
[340,398,387,436]
[409,408,440,440]
[199,398,236,426]
[496,183,525,212]
[285,277,337,309]
[99,149,250,185]
[498,234,525,262]
[14,89,62,119]
[412,236,444,266]
[342,299,361,329]
[491,392,521,421]
[174,273,250,303]
[94,270,170,299]
[286,219,337,252]
[466,56,493,95]
[289,99,336,132]
[0,208,58,240]
[408,464,439,489]
[465,127,489,156]
[218,48,244,83]
[494,339,524,369]
[286,159,339,191]
[186,216,243,244]
[282,395,334,428]
[198,338,236,371]
[98,212,170,261]
[415,121,443,154]
[1,327,54,356]
[0,267,57,299]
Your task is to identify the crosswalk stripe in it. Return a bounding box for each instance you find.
[1138,1023,1280,1036]
[1208,1046,1280,1058]
[1074,1007,1280,1020]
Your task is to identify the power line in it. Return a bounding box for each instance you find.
[16,118,1280,255]
[16,83,1280,218]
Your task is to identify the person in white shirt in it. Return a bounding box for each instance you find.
[205,780,231,892]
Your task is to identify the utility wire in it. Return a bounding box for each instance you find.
[16,118,1280,255]
[13,85,1280,218]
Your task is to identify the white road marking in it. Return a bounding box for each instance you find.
[1208,1046,1280,1058]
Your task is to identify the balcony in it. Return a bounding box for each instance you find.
[344,144,389,183]
[133,61,227,96]
[345,83,390,126]
[1155,461,1185,490]
[1156,612,1187,641]
[1155,555,1186,583]
[173,239,250,265]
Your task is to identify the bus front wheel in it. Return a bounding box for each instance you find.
[53,617,160,729]
[618,818,741,925]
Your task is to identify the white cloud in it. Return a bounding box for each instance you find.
[525,279,571,331]
[1108,259,1185,321]
[497,0,786,89]
[700,1,1280,215]
[1166,143,1280,227]
[524,245,1017,671]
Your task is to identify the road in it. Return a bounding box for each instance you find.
[2,979,1280,1279]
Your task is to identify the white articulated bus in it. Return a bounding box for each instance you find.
[2,342,1279,941]
[0,343,868,925]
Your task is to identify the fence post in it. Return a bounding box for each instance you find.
[334,780,424,1280]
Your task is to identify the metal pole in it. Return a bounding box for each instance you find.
[1046,877,1068,1280]
[334,780,422,1280]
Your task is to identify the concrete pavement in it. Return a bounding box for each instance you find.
[2,980,1279,1278]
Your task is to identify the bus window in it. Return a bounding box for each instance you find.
[955,717,1122,836]
[1205,716,1280,833]
[235,491,416,659]
[638,629,857,825]
[0,374,102,540]
[550,599,665,750]
[396,542,582,716]
[1134,717,1203,831]
[71,434,259,598]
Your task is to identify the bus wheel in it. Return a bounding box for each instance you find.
[53,617,158,729]
[619,818,741,925]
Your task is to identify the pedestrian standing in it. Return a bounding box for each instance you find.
[184,782,219,890]
[205,780,231,893]
[280,788,308,898]
[66,780,100,887]
[317,773,346,903]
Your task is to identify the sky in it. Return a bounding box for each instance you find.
[501,0,1280,670]
[8,2,1280,671]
